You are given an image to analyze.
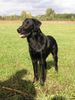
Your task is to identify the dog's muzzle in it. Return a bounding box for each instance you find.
[17,28,31,38]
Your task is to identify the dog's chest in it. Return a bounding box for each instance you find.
[29,37,43,50]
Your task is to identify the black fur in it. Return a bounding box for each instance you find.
[17,18,58,85]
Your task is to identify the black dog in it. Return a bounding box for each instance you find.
[17,18,58,85]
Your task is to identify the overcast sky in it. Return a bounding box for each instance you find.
[0,0,75,16]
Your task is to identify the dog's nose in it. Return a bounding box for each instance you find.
[17,28,21,33]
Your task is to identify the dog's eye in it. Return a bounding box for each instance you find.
[26,21,29,24]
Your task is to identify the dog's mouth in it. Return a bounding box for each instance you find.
[17,27,31,38]
[19,31,30,38]
[19,34,26,38]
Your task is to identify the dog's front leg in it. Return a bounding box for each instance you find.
[39,56,46,85]
[32,59,38,83]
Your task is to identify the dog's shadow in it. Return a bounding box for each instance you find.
[0,69,36,100]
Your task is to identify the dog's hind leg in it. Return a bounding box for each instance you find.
[52,46,58,72]
[53,54,58,72]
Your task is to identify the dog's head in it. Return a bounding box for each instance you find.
[17,18,41,38]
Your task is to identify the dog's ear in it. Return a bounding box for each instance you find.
[32,18,42,29]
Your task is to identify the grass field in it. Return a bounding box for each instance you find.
[0,21,75,100]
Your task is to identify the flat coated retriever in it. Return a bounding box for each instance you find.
[17,18,58,85]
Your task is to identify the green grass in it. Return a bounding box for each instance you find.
[0,21,75,100]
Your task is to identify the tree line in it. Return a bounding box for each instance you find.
[0,8,75,21]
[36,8,75,21]
[0,11,32,20]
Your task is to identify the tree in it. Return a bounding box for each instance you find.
[46,8,55,20]
[21,11,27,19]
[21,11,32,20]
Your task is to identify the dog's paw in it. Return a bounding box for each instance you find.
[33,77,39,83]
[40,79,44,86]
